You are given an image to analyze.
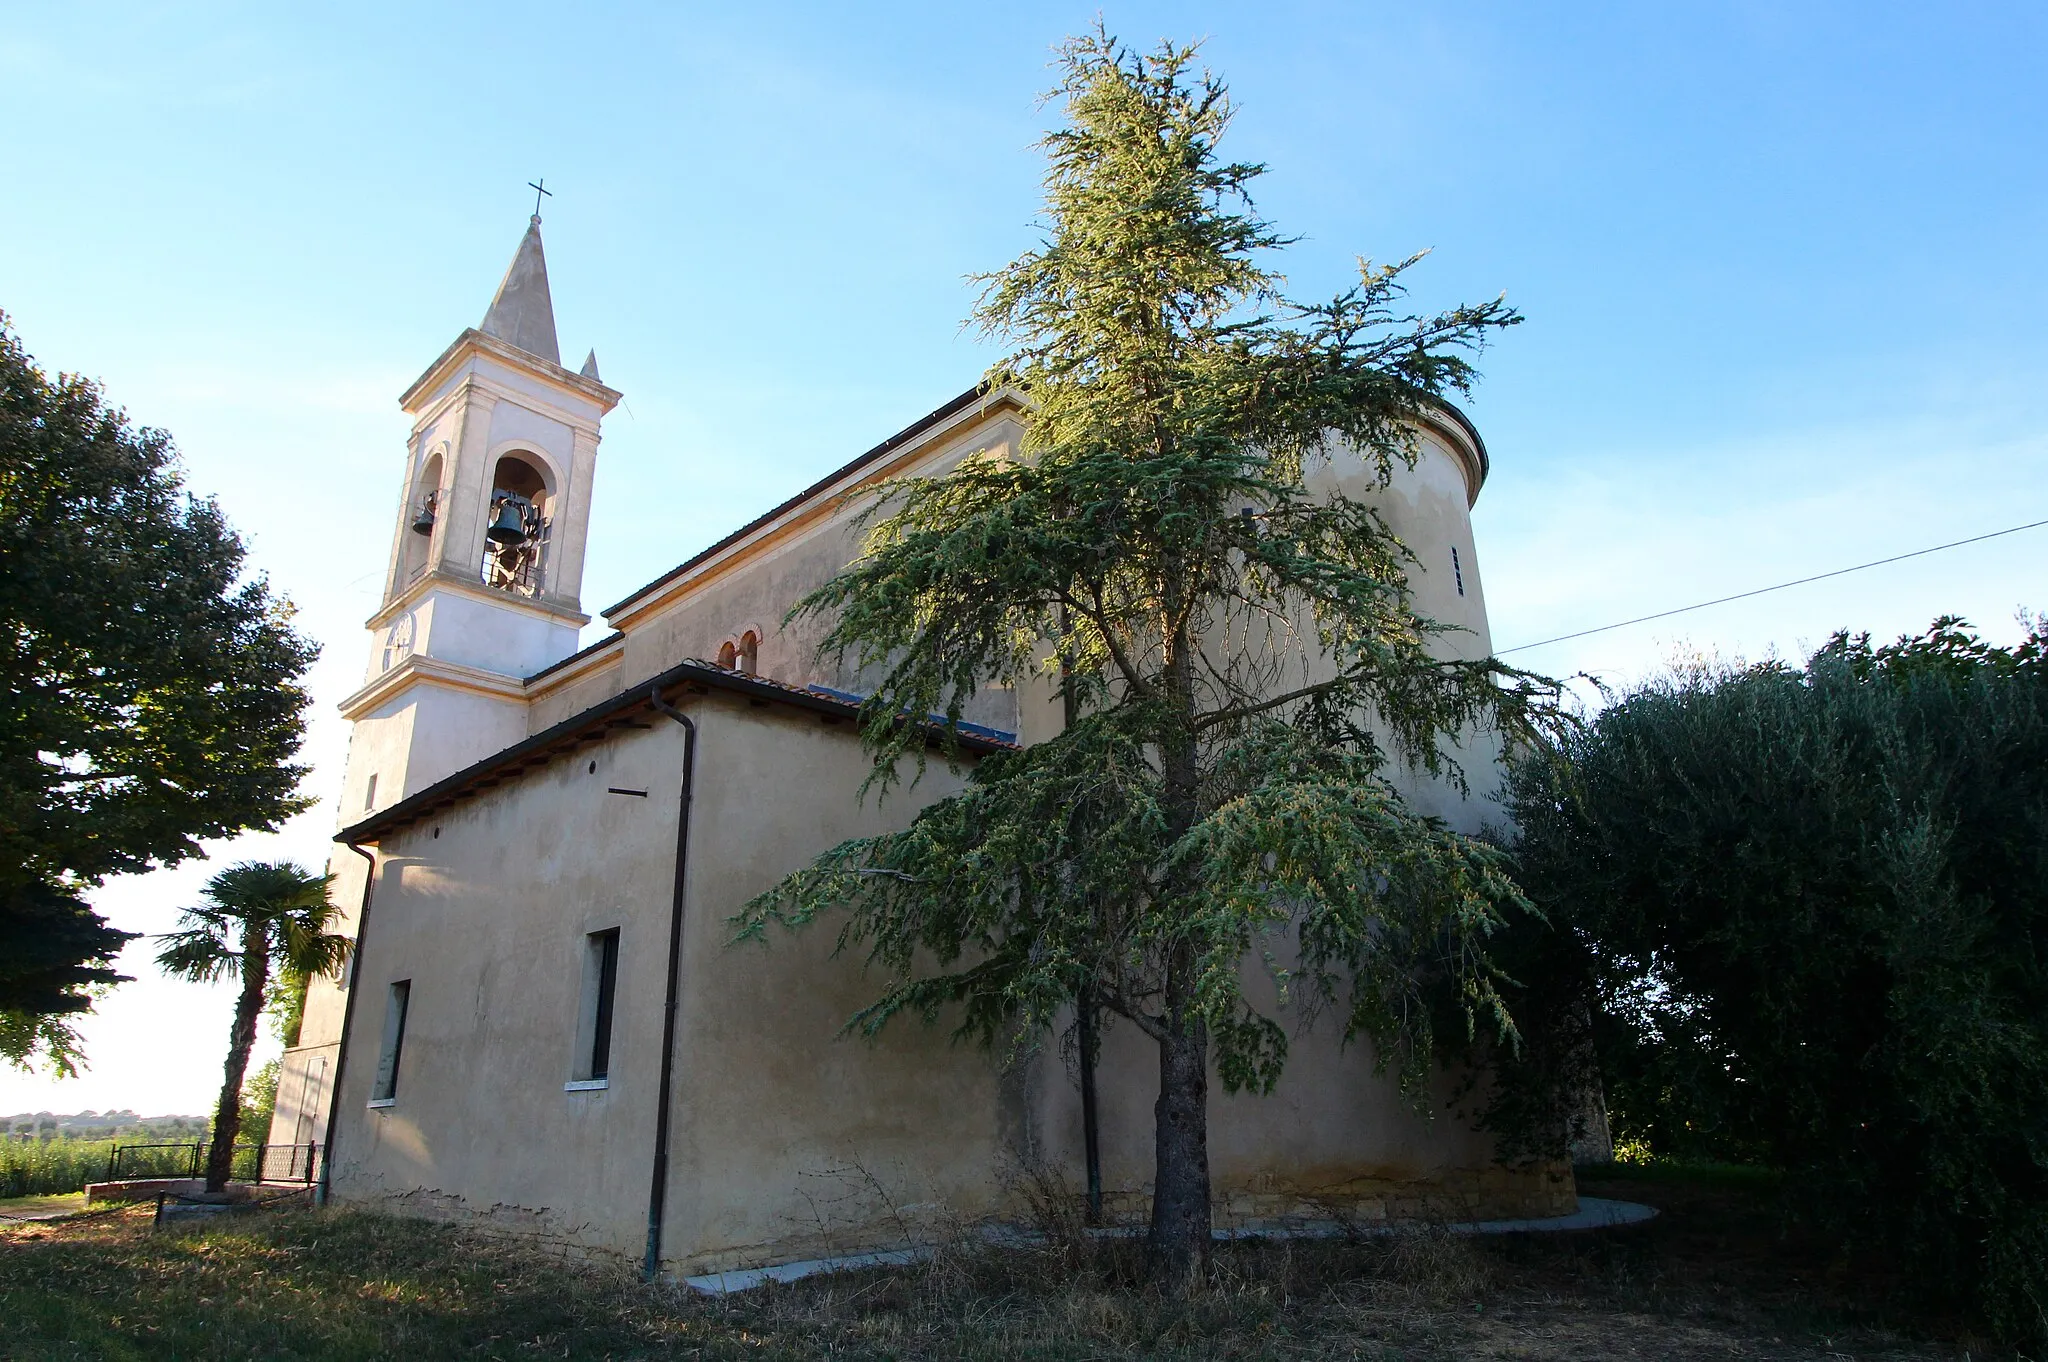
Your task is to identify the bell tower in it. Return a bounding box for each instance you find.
[341,212,622,808]
[273,213,622,1166]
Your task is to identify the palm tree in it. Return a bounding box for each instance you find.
[157,861,349,1191]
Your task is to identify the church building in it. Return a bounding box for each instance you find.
[269,214,1572,1280]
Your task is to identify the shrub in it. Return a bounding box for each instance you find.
[1501,616,2048,1344]
[0,1138,117,1196]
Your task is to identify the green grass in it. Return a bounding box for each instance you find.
[0,1183,1971,1361]
[0,1192,85,1219]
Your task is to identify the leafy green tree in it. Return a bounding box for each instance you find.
[232,1057,283,1150]
[265,967,314,1049]
[0,313,318,1071]
[1503,616,2048,1344]
[738,31,1558,1281]
[0,882,132,1077]
[157,862,349,1192]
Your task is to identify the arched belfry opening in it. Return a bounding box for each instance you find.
[401,448,445,584]
[482,453,552,596]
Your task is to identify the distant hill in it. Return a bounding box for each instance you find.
[5,1111,208,1141]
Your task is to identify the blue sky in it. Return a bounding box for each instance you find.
[4,2,2044,1115]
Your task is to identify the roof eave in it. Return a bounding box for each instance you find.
[335,659,1012,845]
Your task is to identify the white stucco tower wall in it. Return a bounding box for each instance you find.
[272,216,622,1164]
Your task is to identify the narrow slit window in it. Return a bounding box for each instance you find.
[576,929,621,1083]
[363,773,379,810]
[371,980,411,1103]
[1451,546,1466,597]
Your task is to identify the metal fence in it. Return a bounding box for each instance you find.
[104,1140,320,1185]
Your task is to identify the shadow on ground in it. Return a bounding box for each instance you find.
[0,1170,1990,1360]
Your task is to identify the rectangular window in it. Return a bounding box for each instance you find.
[363,773,379,810]
[573,929,620,1085]
[1451,546,1466,597]
[370,980,410,1104]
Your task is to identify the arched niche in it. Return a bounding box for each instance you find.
[400,447,446,584]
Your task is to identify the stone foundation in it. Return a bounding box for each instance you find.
[337,1160,1576,1279]
[669,1160,1577,1277]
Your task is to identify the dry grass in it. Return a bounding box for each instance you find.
[0,1172,1988,1360]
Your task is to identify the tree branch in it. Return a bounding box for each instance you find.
[1191,672,1359,733]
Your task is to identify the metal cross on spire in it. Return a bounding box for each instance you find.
[528,178,552,218]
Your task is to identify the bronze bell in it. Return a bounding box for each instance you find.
[410,495,437,536]
[486,495,531,545]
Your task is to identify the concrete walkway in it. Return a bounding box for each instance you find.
[681,1197,1659,1294]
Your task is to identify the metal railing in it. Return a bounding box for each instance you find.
[104,1140,320,1185]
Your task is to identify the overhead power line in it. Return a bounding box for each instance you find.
[1495,516,2048,656]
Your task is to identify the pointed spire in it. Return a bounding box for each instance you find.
[479,215,561,365]
[579,349,601,381]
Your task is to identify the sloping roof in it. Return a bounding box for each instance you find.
[526,630,623,685]
[602,384,997,619]
[600,386,1487,623]
[335,659,1015,845]
[479,215,561,365]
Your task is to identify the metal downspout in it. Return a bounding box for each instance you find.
[318,841,378,1205]
[644,684,699,1281]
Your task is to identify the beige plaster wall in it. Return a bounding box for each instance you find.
[283,680,577,1161]
[327,715,678,1255]
[1316,429,1508,833]
[384,588,581,684]
[657,710,1010,1272]
[326,692,1005,1270]
[325,690,1562,1275]
[1029,994,1569,1230]
[526,651,626,732]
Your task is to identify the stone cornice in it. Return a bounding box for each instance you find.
[366,571,590,633]
[406,376,500,438]
[463,373,603,438]
[339,653,529,722]
[401,328,621,416]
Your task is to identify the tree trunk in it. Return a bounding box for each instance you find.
[1147,995,1211,1288]
[204,920,269,1192]
[1147,622,1213,1288]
